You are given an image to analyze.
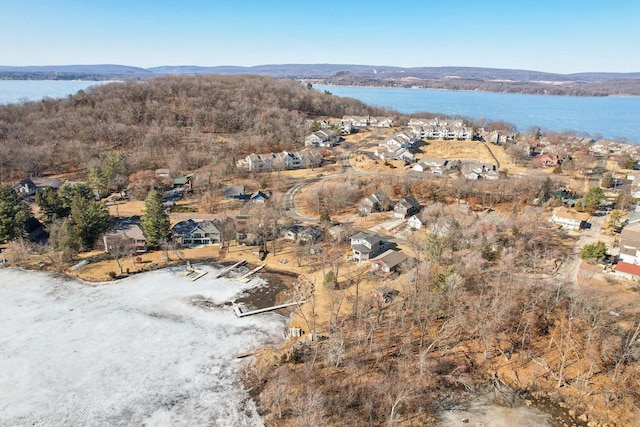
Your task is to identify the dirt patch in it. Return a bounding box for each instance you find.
[235,270,297,312]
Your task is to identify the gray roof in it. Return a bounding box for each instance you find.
[106,220,145,241]
[351,244,374,254]
[371,249,409,269]
[250,190,269,200]
[350,232,383,246]
[172,219,219,238]
[396,195,420,210]
[223,185,245,198]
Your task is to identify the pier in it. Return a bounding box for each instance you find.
[179,261,208,281]
[236,263,266,283]
[214,259,247,278]
[233,300,306,318]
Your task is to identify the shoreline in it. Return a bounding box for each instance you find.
[0,266,288,426]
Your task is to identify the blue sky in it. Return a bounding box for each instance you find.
[1,0,639,74]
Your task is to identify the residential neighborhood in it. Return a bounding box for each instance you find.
[3,93,640,427]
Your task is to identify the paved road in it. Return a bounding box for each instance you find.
[282,147,361,223]
[282,178,320,222]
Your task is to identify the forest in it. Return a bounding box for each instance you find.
[0,75,389,183]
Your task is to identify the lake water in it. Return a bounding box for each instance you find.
[2,79,638,144]
[0,80,114,104]
[0,266,286,426]
[316,84,640,143]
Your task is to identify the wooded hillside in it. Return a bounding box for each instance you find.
[0,75,389,182]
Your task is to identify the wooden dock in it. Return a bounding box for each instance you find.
[179,261,208,281]
[233,300,306,318]
[214,259,247,278]
[236,264,266,283]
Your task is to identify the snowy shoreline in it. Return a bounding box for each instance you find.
[0,265,287,426]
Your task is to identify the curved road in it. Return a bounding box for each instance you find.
[282,149,358,223]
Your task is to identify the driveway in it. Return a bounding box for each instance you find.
[555,211,611,288]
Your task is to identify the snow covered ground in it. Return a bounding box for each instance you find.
[0,266,286,426]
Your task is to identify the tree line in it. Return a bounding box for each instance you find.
[0,75,391,183]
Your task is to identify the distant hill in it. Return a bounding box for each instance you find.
[0,64,150,74]
[1,63,639,95]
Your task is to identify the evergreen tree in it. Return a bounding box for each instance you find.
[70,196,110,250]
[36,187,64,222]
[0,186,32,242]
[141,189,170,249]
[49,217,81,262]
[577,186,605,214]
[580,241,607,262]
[37,183,96,224]
[103,152,129,192]
[87,166,108,199]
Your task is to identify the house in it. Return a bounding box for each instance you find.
[370,249,409,273]
[305,130,337,148]
[394,195,421,219]
[283,225,305,241]
[350,232,389,262]
[31,177,63,192]
[407,215,425,230]
[162,188,183,207]
[550,207,590,230]
[614,261,640,280]
[341,116,369,128]
[173,173,194,192]
[384,133,416,150]
[250,190,269,203]
[283,225,321,244]
[103,219,147,254]
[485,131,514,145]
[413,161,429,173]
[11,178,36,198]
[172,219,221,247]
[413,158,448,174]
[359,191,391,215]
[618,222,640,264]
[339,120,356,135]
[299,226,322,244]
[394,148,417,163]
[371,117,396,127]
[461,162,499,180]
[223,185,247,200]
[155,168,170,178]
[237,150,322,172]
[408,117,473,141]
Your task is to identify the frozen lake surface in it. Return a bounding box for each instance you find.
[0,266,286,426]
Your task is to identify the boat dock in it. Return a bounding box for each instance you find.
[179,261,208,281]
[236,264,266,283]
[233,300,306,318]
[214,259,247,278]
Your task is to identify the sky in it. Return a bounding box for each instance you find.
[1,0,639,74]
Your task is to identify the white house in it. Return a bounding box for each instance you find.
[550,207,590,230]
[305,130,337,148]
[407,215,424,230]
[237,150,322,172]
